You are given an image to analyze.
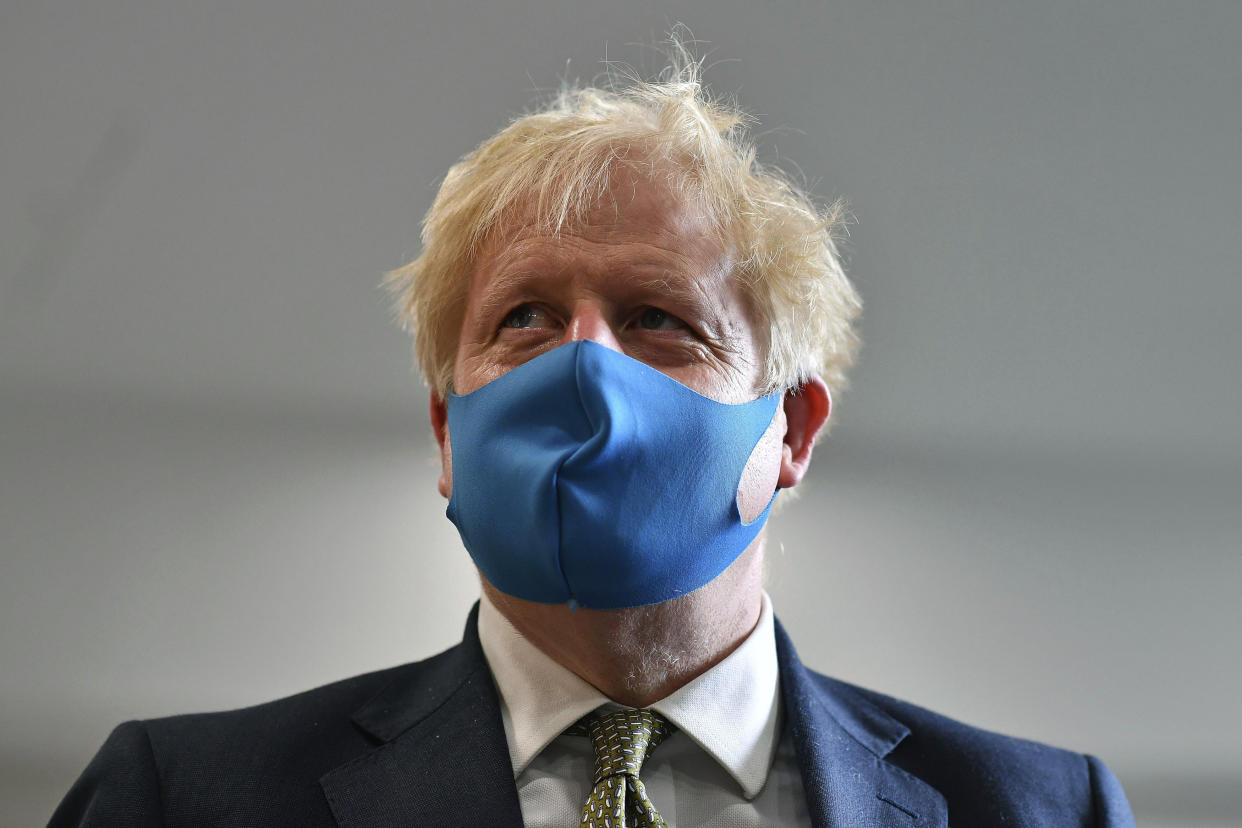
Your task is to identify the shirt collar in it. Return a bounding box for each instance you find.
[477,591,783,799]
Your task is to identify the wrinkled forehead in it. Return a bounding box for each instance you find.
[465,182,745,325]
[477,160,734,261]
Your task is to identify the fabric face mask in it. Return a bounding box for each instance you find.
[445,340,781,610]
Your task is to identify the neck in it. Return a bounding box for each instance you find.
[481,538,765,708]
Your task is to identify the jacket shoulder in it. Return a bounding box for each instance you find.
[142,660,411,749]
[803,669,1134,826]
[50,650,465,827]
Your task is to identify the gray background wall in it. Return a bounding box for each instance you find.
[2,2,1239,825]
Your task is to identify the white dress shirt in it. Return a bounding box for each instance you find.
[477,592,809,827]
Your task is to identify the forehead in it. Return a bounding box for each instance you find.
[470,176,731,292]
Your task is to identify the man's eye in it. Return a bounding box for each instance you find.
[502,305,543,329]
[637,307,684,331]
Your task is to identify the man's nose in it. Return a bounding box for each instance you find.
[562,306,624,352]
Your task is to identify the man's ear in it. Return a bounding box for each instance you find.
[777,375,831,489]
[429,392,453,499]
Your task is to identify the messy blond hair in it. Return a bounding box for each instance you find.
[387,48,861,400]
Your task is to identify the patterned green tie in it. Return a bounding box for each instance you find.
[568,708,675,828]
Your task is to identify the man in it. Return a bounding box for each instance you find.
[52,59,1135,827]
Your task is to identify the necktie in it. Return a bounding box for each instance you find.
[569,708,675,828]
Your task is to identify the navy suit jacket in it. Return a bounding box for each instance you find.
[52,606,1135,826]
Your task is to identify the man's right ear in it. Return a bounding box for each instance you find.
[429,392,453,499]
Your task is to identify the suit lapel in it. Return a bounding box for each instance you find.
[776,620,948,827]
[320,606,524,827]
[319,607,947,827]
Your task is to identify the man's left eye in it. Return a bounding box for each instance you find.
[636,307,684,330]
[502,305,544,329]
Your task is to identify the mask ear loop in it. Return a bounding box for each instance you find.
[735,379,832,520]
[741,487,780,528]
[733,390,785,527]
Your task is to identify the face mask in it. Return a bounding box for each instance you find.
[445,340,781,610]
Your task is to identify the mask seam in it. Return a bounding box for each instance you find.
[548,342,595,606]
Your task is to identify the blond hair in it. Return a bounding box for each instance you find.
[387,52,861,401]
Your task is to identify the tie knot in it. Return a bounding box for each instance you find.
[571,708,675,784]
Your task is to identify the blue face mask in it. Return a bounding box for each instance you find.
[445,340,781,610]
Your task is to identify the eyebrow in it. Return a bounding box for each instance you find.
[471,266,552,326]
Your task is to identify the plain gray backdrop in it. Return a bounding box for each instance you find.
[2,2,1239,826]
